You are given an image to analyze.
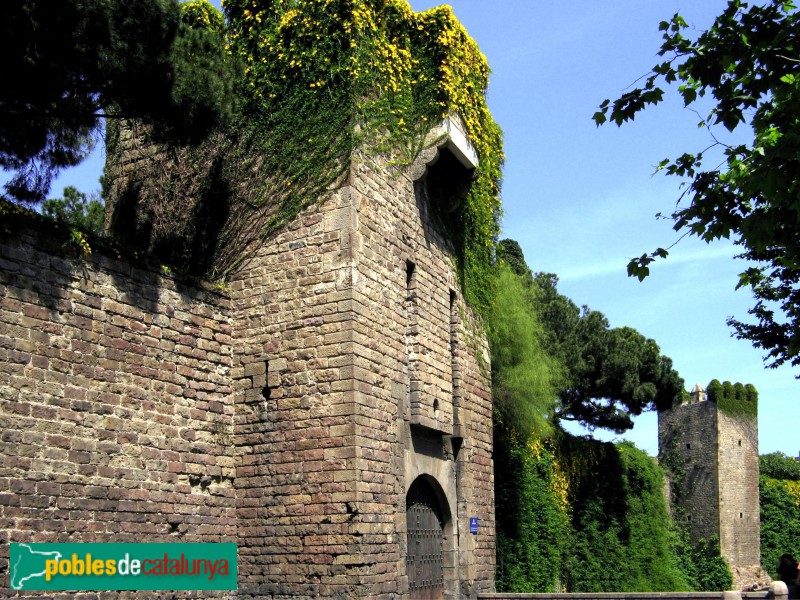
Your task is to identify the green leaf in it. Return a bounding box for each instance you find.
[627,259,650,281]
[681,87,697,106]
[596,0,800,372]
[655,159,670,173]
[593,111,607,126]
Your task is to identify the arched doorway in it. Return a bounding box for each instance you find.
[406,477,446,599]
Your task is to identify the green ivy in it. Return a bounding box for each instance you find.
[106,0,503,313]
[707,379,758,420]
[219,0,503,312]
[674,536,733,592]
[495,433,716,593]
[562,440,691,593]
[495,437,569,593]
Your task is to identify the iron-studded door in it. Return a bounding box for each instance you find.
[406,478,445,600]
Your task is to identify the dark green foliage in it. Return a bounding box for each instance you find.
[561,439,691,593]
[495,439,569,593]
[566,495,627,592]
[760,476,800,577]
[495,240,684,433]
[494,432,733,593]
[558,436,626,592]
[42,186,105,237]
[759,456,800,578]
[1,0,236,203]
[706,378,758,419]
[163,2,239,142]
[760,452,800,480]
[616,443,695,592]
[532,269,683,432]
[707,379,723,403]
[595,0,800,374]
[497,239,532,280]
[675,536,734,592]
[555,321,683,431]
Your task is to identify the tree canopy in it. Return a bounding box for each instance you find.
[497,239,684,433]
[760,458,800,578]
[593,0,800,374]
[760,451,800,480]
[1,0,236,204]
[42,186,105,237]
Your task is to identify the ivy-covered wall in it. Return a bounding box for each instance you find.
[495,434,733,593]
[105,0,503,316]
[707,379,758,420]
[495,438,568,592]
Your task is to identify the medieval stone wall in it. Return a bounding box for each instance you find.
[0,120,496,598]
[717,410,761,584]
[349,141,495,597]
[229,185,371,598]
[659,401,720,541]
[0,225,237,597]
[659,392,765,591]
[228,130,495,598]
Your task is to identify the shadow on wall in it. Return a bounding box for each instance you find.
[109,153,231,277]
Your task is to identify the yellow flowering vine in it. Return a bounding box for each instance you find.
[222,0,503,313]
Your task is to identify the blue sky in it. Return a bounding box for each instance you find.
[38,0,799,458]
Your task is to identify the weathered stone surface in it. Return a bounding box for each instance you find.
[659,386,767,591]
[0,115,495,598]
[0,228,236,598]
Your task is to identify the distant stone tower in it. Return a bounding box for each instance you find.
[659,382,767,590]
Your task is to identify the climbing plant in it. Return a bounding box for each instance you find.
[674,536,733,592]
[496,432,714,593]
[222,0,503,310]
[495,437,569,593]
[560,439,692,593]
[106,0,503,314]
[706,379,758,419]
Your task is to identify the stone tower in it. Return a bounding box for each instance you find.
[658,383,766,590]
[1,2,501,596]
[225,116,496,598]
[0,118,496,599]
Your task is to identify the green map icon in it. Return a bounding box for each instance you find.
[10,543,63,590]
[9,542,237,591]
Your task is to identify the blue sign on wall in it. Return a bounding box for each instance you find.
[469,517,478,534]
